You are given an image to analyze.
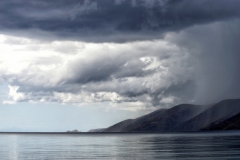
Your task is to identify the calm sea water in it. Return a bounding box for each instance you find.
[0,132,240,160]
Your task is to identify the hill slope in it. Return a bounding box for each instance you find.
[101,98,240,132]
[103,104,209,132]
[202,112,240,130]
[175,99,240,131]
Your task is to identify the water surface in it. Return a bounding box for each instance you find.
[0,131,240,160]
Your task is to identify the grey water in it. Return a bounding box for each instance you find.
[0,132,240,160]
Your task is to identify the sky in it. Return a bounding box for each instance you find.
[0,0,240,132]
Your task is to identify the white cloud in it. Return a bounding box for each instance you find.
[8,86,26,101]
[0,32,195,110]
[160,96,176,104]
[2,101,16,105]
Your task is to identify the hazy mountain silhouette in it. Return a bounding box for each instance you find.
[96,98,240,132]
[175,99,240,131]
[202,112,240,130]
[88,128,106,132]
[66,129,80,132]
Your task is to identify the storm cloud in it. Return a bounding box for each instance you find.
[0,0,240,42]
[1,0,240,110]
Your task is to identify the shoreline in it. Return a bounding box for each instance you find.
[0,130,240,135]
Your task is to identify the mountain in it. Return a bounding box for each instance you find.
[175,99,240,131]
[88,128,106,132]
[101,98,240,132]
[202,112,240,130]
[104,104,208,132]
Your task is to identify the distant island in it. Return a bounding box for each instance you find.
[88,98,240,132]
[66,129,81,133]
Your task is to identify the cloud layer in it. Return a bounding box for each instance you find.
[0,34,195,109]
[0,0,240,42]
[1,0,240,111]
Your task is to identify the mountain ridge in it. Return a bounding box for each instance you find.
[90,98,240,132]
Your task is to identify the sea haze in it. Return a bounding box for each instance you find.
[0,132,240,160]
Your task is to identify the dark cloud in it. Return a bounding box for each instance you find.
[66,54,153,84]
[0,0,240,42]
[1,1,240,110]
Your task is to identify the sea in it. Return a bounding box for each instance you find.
[0,131,240,160]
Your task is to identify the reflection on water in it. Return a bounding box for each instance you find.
[0,132,240,160]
